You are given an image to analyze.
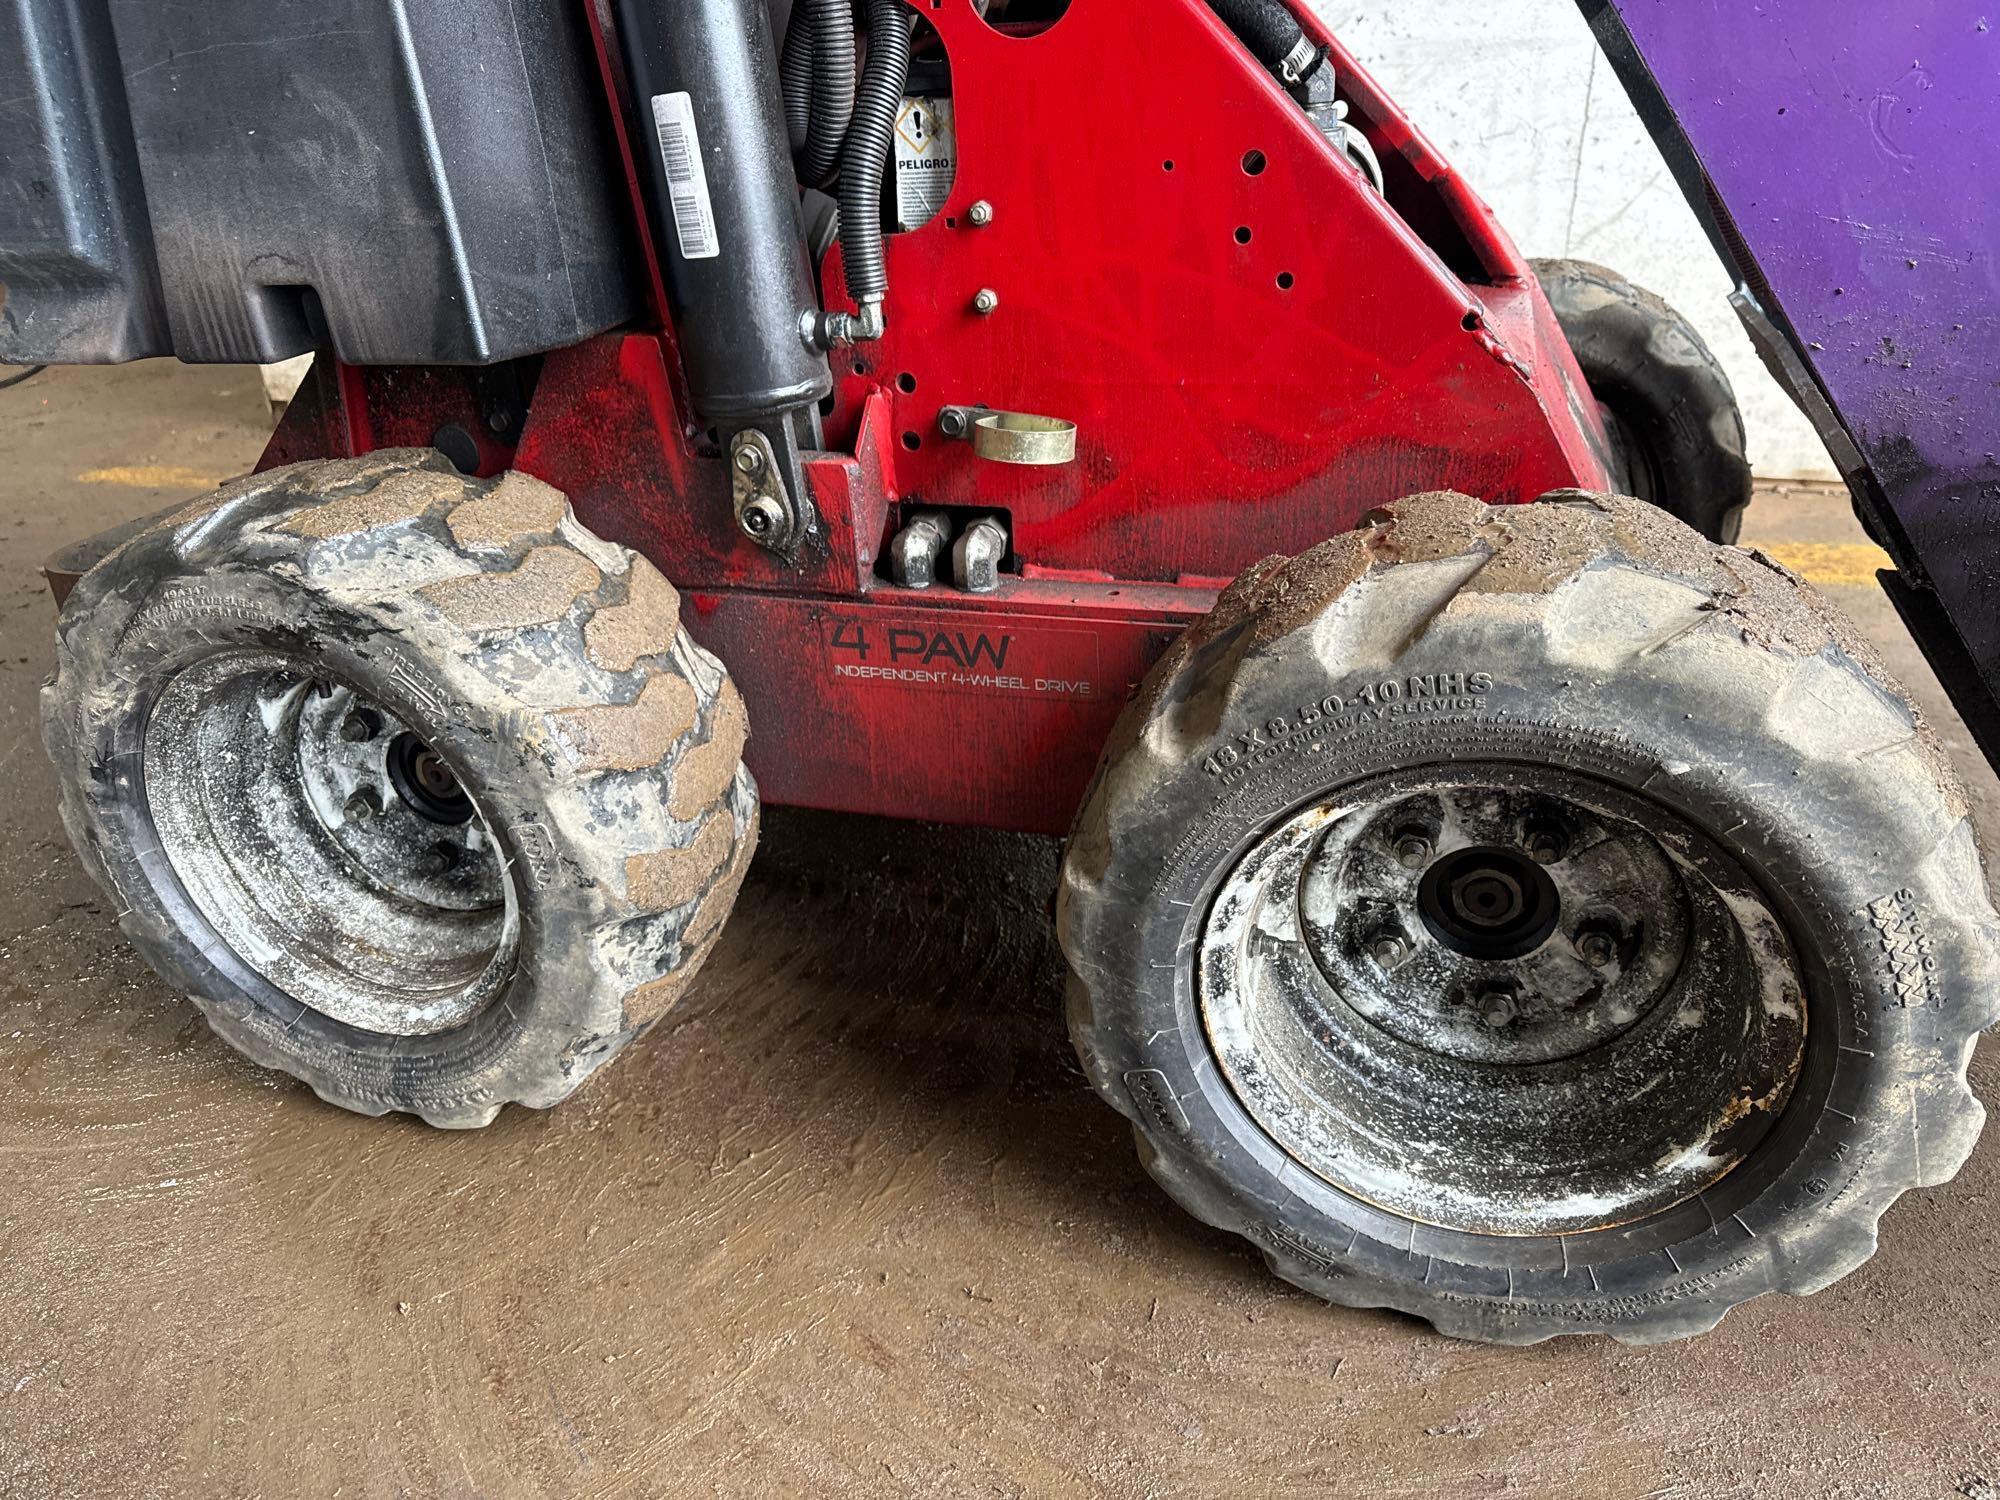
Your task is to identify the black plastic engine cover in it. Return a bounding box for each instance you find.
[0,0,636,366]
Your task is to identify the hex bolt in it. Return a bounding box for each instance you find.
[1393,832,1433,870]
[967,199,995,227]
[1479,989,1518,1029]
[937,405,976,440]
[420,842,459,878]
[972,288,1000,316]
[1575,929,1619,969]
[344,788,382,824]
[733,444,765,475]
[339,709,380,744]
[1370,930,1411,967]
[739,496,786,540]
[1525,823,1567,864]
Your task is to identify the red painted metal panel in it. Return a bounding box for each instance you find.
[263,0,1611,834]
[818,0,1605,582]
[685,581,1208,834]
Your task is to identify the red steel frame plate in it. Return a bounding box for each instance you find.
[262,0,1610,835]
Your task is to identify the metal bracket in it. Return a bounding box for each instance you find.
[730,428,798,551]
[938,406,1078,466]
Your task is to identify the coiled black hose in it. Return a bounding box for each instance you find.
[779,4,814,155]
[838,0,910,309]
[797,0,855,189]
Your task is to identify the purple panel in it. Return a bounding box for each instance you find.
[1612,2,1997,466]
[1601,0,2000,750]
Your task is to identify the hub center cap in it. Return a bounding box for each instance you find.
[1418,844,1560,960]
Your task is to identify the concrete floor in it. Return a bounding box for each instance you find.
[3,361,1999,1499]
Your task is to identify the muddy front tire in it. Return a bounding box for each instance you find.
[43,450,757,1128]
[1058,490,1997,1343]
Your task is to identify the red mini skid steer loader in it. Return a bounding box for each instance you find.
[7,0,1995,1342]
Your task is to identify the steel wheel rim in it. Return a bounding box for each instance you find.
[1197,764,1808,1237]
[143,651,518,1036]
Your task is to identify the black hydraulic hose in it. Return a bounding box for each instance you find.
[838,0,910,310]
[779,3,814,155]
[1206,0,1321,86]
[797,0,855,189]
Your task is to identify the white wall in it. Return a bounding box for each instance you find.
[1313,0,1836,479]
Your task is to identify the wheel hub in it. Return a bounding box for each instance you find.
[1198,766,1807,1236]
[144,652,516,1037]
[1417,844,1561,961]
[388,732,475,825]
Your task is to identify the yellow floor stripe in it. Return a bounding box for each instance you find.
[76,464,226,490]
[1741,540,1892,588]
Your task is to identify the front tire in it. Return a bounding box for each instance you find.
[43,450,757,1127]
[1059,489,1996,1342]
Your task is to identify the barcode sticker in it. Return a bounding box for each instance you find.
[650,91,720,260]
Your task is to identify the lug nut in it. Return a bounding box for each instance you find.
[339,709,379,743]
[1393,832,1433,870]
[739,495,786,540]
[1575,929,1619,969]
[420,842,459,878]
[1478,989,1517,1029]
[1370,931,1411,967]
[967,199,995,227]
[972,287,1000,316]
[344,788,382,823]
[1525,824,1567,864]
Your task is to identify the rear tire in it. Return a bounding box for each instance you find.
[43,450,758,1127]
[1059,489,1996,1342]
[1535,258,1752,543]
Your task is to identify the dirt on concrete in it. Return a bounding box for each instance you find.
[3,363,1998,1499]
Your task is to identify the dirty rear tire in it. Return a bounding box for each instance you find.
[43,450,758,1127]
[1059,490,1996,1343]
[1535,258,1752,544]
